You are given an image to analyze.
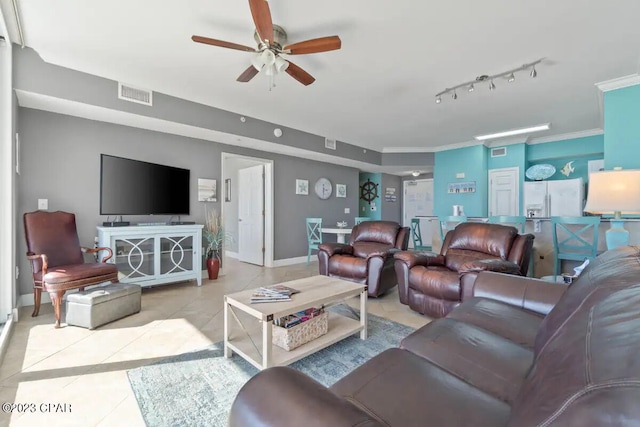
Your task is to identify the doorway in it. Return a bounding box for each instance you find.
[402,179,434,248]
[221,153,274,267]
[488,167,520,216]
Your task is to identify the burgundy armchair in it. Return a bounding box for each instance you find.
[394,222,534,318]
[318,221,409,297]
[24,211,119,328]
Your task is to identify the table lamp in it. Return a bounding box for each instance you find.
[583,169,640,249]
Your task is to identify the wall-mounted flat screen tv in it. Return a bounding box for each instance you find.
[100,154,190,215]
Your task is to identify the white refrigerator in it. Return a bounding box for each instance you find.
[524,178,585,217]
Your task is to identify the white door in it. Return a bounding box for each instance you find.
[488,168,519,216]
[238,165,265,265]
[403,179,434,248]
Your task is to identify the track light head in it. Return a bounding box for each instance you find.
[435,96,442,104]
[452,91,458,100]
[489,80,496,91]
[508,73,515,83]
[530,66,537,78]
[468,84,475,92]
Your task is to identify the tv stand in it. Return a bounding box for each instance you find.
[97,224,204,288]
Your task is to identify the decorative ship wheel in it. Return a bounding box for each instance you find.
[360,179,379,205]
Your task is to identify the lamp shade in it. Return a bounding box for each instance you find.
[584,170,640,215]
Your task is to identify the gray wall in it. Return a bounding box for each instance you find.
[17,108,359,296]
[380,174,402,223]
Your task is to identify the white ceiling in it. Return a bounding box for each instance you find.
[3,0,640,152]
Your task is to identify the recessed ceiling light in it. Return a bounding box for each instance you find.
[474,123,551,141]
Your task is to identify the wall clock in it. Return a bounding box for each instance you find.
[314,178,333,199]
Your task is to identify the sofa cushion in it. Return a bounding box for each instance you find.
[446,298,544,349]
[534,245,640,355]
[509,284,640,426]
[401,318,533,404]
[331,348,511,427]
[328,255,367,281]
[446,222,518,259]
[351,221,400,246]
[445,250,501,273]
[408,265,460,301]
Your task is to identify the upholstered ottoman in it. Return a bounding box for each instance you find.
[65,283,141,329]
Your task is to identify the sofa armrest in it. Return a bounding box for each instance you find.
[394,251,444,269]
[318,243,354,257]
[366,247,401,260]
[470,271,567,315]
[459,259,522,275]
[229,367,383,427]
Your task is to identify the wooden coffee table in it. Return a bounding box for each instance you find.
[223,275,367,370]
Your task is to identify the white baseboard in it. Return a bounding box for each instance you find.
[0,316,15,366]
[272,255,312,267]
[225,251,239,259]
[18,292,51,308]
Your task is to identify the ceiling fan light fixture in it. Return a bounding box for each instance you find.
[274,55,289,72]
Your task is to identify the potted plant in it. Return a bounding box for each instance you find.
[203,207,229,280]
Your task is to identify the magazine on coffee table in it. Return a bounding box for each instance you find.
[250,285,300,303]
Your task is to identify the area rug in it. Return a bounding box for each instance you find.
[127,306,415,427]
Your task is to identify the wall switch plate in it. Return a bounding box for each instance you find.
[38,199,48,210]
[344,208,350,214]
[362,206,366,212]
[534,219,542,233]
[456,173,465,179]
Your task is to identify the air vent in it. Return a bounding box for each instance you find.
[325,138,337,150]
[491,147,507,157]
[118,83,153,106]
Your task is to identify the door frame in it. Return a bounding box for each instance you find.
[221,152,274,267]
[402,178,434,227]
[488,167,520,217]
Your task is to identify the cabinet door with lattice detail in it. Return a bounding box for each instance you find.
[158,235,195,276]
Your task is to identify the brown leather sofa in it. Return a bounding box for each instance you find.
[318,221,409,297]
[394,222,534,318]
[230,246,640,427]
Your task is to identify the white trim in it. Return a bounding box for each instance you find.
[18,291,52,308]
[528,128,603,145]
[430,139,485,152]
[0,315,15,367]
[595,74,640,92]
[382,146,436,153]
[402,178,433,229]
[272,256,310,267]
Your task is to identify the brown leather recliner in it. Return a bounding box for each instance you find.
[394,222,534,318]
[318,221,409,297]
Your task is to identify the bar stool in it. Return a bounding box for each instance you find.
[438,215,467,242]
[306,218,323,265]
[410,218,432,251]
[354,217,369,225]
[551,216,600,276]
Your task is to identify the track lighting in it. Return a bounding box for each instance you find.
[434,58,543,104]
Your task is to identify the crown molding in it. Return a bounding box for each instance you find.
[528,128,603,145]
[381,146,435,153]
[595,74,640,93]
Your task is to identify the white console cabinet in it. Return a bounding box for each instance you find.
[97,224,203,288]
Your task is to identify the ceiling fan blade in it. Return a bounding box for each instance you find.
[248,0,274,45]
[283,36,342,55]
[192,35,256,52]
[285,61,316,86]
[237,66,259,82]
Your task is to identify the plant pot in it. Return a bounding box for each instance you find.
[206,256,220,280]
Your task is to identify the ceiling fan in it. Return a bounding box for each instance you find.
[192,0,341,86]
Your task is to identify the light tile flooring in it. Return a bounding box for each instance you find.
[0,259,430,426]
